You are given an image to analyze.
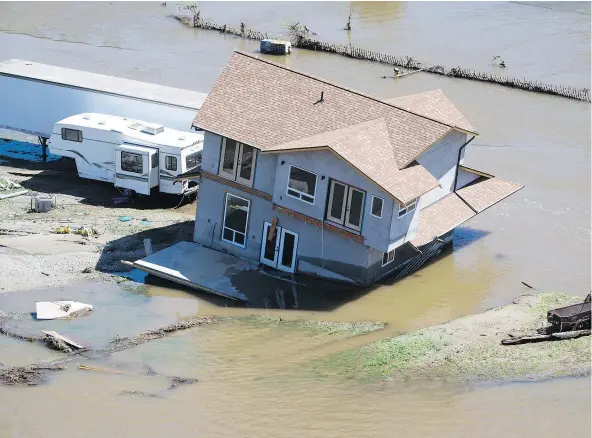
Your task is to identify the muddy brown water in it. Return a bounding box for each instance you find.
[0,2,590,437]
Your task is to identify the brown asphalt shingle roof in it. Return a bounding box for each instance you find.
[456,177,523,213]
[411,193,476,247]
[267,119,439,203]
[385,89,477,134]
[194,51,466,171]
[411,175,523,246]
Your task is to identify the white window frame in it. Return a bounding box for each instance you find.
[120,151,143,174]
[398,198,417,218]
[382,249,395,267]
[370,195,384,219]
[326,179,365,232]
[286,165,318,205]
[165,155,177,171]
[221,193,250,248]
[218,137,257,186]
[344,187,365,232]
[327,180,348,224]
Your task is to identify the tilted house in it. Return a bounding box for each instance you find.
[187,51,522,285]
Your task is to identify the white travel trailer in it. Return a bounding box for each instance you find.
[48,113,203,196]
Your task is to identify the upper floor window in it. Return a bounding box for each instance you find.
[61,128,82,142]
[287,165,317,204]
[371,195,384,219]
[398,198,417,218]
[219,137,256,186]
[326,179,365,232]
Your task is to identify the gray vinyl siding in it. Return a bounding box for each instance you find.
[193,176,274,261]
[417,130,468,209]
[201,131,222,174]
[270,149,394,252]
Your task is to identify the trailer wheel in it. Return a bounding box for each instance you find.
[123,188,133,196]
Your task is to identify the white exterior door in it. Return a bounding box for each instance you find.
[260,222,298,273]
[277,229,298,273]
[260,221,280,268]
[345,187,365,231]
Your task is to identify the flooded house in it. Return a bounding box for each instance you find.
[179,51,522,286]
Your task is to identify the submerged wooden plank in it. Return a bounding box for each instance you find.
[41,330,84,349]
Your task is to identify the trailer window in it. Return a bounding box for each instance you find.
[61,128,82,142]
[151,153,158,168]
[165,156,177,171]
[121,151,143,174]
[186,151,201,170]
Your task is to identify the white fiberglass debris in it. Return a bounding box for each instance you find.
[35,301,93,320]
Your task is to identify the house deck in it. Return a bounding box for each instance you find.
[127,241,364,308]
[129,241,257,301]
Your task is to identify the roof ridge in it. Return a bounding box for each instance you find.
[233,51,456,130]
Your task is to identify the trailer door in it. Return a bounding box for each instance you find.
[115,144,151,195]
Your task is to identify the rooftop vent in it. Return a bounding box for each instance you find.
[178,136,186,141]
[82,114,91,120]
[141,123,164,135]
[128,122,142,130]
[98,120,106,125]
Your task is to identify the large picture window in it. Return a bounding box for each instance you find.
[326,179,365,232]
[61,128,82,142]
[218,138,256,186]
[286,165,317,204]
[120,151,143,174]
[222,193,250,248]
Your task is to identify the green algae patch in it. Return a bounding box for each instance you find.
[315,293,591,382]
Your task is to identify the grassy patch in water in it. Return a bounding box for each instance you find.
[319,328,445,381]
[235,315,385,337]
[315,292,591,382]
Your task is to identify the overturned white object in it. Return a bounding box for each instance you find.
[41,330,85,349]
[35,301,93,320]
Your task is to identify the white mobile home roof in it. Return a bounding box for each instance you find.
[0,59,207,110]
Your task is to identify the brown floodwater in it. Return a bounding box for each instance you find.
[0,2,590,437]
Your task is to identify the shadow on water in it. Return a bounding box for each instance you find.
[453,226,490,250]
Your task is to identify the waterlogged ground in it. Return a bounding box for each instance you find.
[0,1,590,436]
[315,292,590,382]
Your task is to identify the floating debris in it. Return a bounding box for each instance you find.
[120,390,164,398]
[41,330,86,352]
[0,365,66,386]
[168,376,198,390]
[106,315,218,352]
[36,301,93,320]
[174,15,590,102]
